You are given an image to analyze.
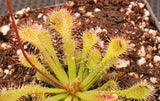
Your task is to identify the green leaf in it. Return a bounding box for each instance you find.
[0,85,65,101]
[19,27,40,47]
[99,80,118,91]
[49,9,73,37]
[115,82,153,100]
[45,94,67,101]
[78,31,98,79]
[64,95,73,101]
[20,54,59,86]
[75,92,98,101]
[86,48,101,69]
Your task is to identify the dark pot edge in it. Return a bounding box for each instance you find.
[143,0,160,32]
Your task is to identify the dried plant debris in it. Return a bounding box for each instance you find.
[0,0,160,100]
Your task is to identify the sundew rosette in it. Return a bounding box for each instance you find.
[1,1,155,101]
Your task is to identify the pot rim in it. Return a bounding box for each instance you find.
[143,0,160,32]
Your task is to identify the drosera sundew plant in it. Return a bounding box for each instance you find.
[0,0,154,101]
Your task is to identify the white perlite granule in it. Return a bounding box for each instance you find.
[86,12,94,17]
[137,46,146,57]
[38,13,43,19]
[153,55,160,63]
[16,7,30,15]
[66,1,74,7]
[8,65,12,69]
[1,43,11,49]
[150,77,157,84]
[156,36,160,42]
[43,16,47,22]
[128,72,139,78]
[137,57,146,66]
[78,6,86,12]
[114,59,130,68]
[149,29,157,36]
[0,25,10,36]
[74,12,80,18]
[144,9,150,17]
[138,3,145,8]
[94,8,101,12]
[17,49,23,56]
[149,63,153,68]
[4,69,9,75]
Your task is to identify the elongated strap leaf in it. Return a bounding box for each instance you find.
[0,85,66,101]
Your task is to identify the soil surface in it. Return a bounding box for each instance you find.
[0,0,160,101]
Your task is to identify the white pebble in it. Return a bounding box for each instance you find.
[1,43,11,49]
[74,13,80,18]
[16,9,25,15]
[144,16,149,21]
[95,26,102,33]
[147,45,153,53]
[144,28,149,32]
[130,43,135,48]
[102,29,107,32]
[128,4,132,8]
[9,71,12,75]
[17,49,23,56]
[120,8,124,12]
[85,18,89,23]
[138,3,145,8]
[143,32,147,36]
[8,65,12,69]
[78,6,86,12]
[127,8,131,12]
[139,22,146,29]
[153,55,160,63]
[94,0,97,3]
[98,41,104,48]
[34,24,42,29]
[153,46,157,51]
[130,21,135,25]
[94,8,101,12]
[137,46,146,57]
[130,2,136,6]
[156,36,160,42]
[86,12,94,17]
[4,69,9,75]
[12,38,16,41]
[78,22,81,25]
[128,72,139,78]
[23,45,28,49]
[16,7,30,15]
[149,63,153,68]
[146,54,152,59]
[26,7,30,12]
[114,59,130,68]
[149,29,157,36]
[137,58,146,66]
[38,13,43,19]
[43,16,47,22]
[0,25,10,35]
[66,1,74,7]
[150,77,157,84]
[132,32,136,34]
[144,9,150,17]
